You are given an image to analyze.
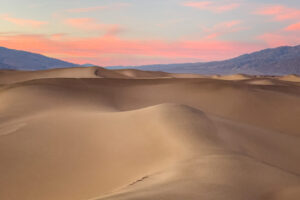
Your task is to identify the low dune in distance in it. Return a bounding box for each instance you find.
[278,74,300,82]
[211,74,252,80]
[0,67,300,200]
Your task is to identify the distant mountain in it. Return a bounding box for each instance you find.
[81,63,98,67]
[0,47,77,70]
[2,45,300,75]
[110,45,300,75]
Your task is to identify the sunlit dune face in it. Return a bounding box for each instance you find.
[0,70,300,200]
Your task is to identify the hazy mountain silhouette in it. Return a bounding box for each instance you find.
[0,47,77,70]
[1,45,300,75]
[111,45,300,75]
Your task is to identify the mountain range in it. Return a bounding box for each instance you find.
[113,45,300,75]
[0,45,300,75]
[0,46,77,70]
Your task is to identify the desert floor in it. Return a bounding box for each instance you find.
[0,67,300,200]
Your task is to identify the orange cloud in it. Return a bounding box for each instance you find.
[183,1,240,13]
[1,14,47,27]
[255,5,300,21]
[285,22,300,31]
[0,33,264,66]
[50,33,67,40]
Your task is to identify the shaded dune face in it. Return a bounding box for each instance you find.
[0,68,300,200]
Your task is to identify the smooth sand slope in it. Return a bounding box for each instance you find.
[0,67,300,200]
[0,67,202,85]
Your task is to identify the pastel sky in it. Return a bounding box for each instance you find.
[1,0,300,66]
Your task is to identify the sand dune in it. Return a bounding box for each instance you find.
[0,68,300,200]
[212,74,252,80]
[114,69,171,78]
[0,67,99,84]
[278,74,300,83]
[0,67,180,84]
[243,78,276,85]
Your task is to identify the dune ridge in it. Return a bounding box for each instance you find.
[0,67,300,200]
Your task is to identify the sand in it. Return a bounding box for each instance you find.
[278,74,300,83]
[212,74,252,80]
[0,67,299,200]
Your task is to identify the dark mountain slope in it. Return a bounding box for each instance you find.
[0,47,77,70]
[113,45,300,75]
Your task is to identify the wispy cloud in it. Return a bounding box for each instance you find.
[285,22,300,31]
[64,18,104,30]
[258,32,300,47]
[50,33,67,40]
[65,3,130,13]
[1,14,47,27]
[64,18,123,36]
[66,6,107,13]
[218,20,242,28]
[183,1,240,13]
[202,20,245,39]
[255,5,300,21]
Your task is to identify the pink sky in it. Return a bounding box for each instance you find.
[1,0,300,66]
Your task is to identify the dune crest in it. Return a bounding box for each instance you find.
[278,74,300,82]
[212,74,251,80]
